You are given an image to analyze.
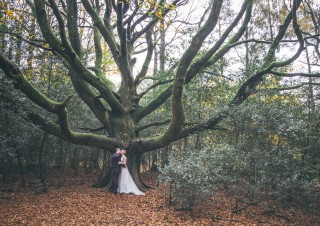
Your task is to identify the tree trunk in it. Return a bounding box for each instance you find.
[92,131,152,190]
[71,148,79,177]
[92,112,138,188]
[55,139,65,173]
[16,149,25,188]
[38,132,48,192]
[150,150,158,172]
[304,47,315,162]
[160,20,166,71]
[99,150,110,177]
[128,150,153,190]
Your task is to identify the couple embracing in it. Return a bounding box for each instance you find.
[111,148,145,195]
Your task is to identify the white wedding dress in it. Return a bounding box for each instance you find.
[118,156,145,195]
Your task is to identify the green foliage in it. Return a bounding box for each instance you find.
[159,144,241,210]
[224,95,320,211]
[161,138,320,212]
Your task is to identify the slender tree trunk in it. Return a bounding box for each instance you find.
[304,47,315,162]
[160,20,165,71]
[56,139,65,173]
[148,30,160,173]
[267,0,274,41]
[245,29,250,77]
[195,133,201,150]
[8,39,12,60]
[15,23,23,64]
[0,20,5,53]
[196,76,203,150]
[150,150,158,172]
[16,149,25,188]
[153,30,158,76]
[27,17,35,71]
[38,132,48,192]
[71,148,79,177]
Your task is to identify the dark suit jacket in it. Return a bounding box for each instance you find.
[111,152,121,174]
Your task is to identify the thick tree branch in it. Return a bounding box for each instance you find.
[177,110,229,140]
[66,68,112,130]
[47,0,74,54]
[78,125,108,132]
[29,111,118,150]
[135,85,172,121]
[93,0,104,78]
[103,0,112,23]
[34,0,66,56]
[0,67,118,151]
[0,53,59,113]
[134,29,155,85]
[34,0,124,115]
[66,0,82,56]
[135,0,250,122]
[122,0,140,27]
[139,0,304,150]
[81,0,121,65]
[141,108,229,151]
[186,0,253,83]
[141,0,224,145]
[46,0,122,115]
[186,0,251,79]
[93,26,104,77]
[116,0,128,60]
[231,0,303,105]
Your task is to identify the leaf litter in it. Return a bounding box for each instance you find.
[0,172,319,225]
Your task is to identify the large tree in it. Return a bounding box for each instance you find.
[0,0,313,188]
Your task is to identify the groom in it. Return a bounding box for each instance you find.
[111,148,122,194]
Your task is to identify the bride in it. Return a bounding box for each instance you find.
[118,149,145,195]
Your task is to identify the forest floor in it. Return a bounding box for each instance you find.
[0,171,319,225]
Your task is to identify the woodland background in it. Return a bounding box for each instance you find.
[1,0,320,224]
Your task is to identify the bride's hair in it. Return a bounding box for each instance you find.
[122,150,127,155]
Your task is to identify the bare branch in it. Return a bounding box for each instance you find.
[257,83,320,92]
[138,79,174,99]
[0,55,118,150]
[269,71,320,77]
[135,119,171,133]
[4,31,52,51]
[202,70,234,81]
[131,0,182,43]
